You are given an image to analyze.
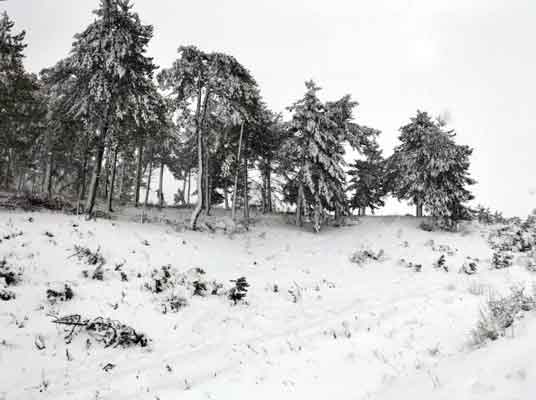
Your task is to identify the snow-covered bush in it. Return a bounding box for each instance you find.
[161,294,188,314]
[71,245,105,267]
[0,259,23,286]
[228,277,249,304]
[398,258,422,272]
[0,288,16,301]
[472,286,535,346]
[460,258,478,275]
[492,251,514,269]
[46,283,74,303]
[349,248,385,266]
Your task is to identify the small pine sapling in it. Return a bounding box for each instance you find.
[228,277,249,304]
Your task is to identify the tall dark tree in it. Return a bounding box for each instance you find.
[0,12,42,190]
[51,0,157,215]
[389,110,475,220]
[285,81,364,232]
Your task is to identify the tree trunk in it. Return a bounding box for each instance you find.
[144,156,153,207]
[158,161,165,208]
[134,138,144,207]
[361,207,366,216]
[231,122,244,221]
[190,88,210,230]
[224,188,229,210]
[416,199,423,217]
[313,191,322,233]
[85,137,106,215]
[266,161,273,213]
[181,170,187,206]
[44,152,53,196]
[118,159,126,201]
[296,181,304,227]
[103,147,110,199]
[243,132,249,225]
[107,145,119,212]
[186,168,191,206]
[78,152,89,203]
[204,136,211,216]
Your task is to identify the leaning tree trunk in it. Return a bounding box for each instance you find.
[231,122,244,221]
[85,124,108,215]
[158,161,165,208]
[134,139,144,207]
[190,88,210,230]
[107,145,118,212]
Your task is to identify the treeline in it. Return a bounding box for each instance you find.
[0,1,475,232]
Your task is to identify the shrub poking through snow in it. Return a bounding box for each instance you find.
[472,286,536,345]
[398,258,422,272]
[51,314,148,348]
[228,277,249,304]
[46,284,74,303]
[1,231,23,242]
[349,248,385,266]
[492,251,513,269]
[161,294,188,314]
[192,280,208,296]
[460,258,478,275]
[434,255,448,271]
[70,245,105,267]
[0,259,22,286]
[145,265,176,293]
[0,288,16,301]
[419,221,435,232]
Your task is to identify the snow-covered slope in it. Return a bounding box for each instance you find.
[0,210,534,399]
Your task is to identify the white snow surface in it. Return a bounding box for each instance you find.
[0,209,535,399]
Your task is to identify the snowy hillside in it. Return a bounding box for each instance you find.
[1,209,535,400]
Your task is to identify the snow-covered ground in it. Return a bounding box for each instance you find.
[0,208,535,400]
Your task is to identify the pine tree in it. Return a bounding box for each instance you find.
[286,81,353,232]
[0,12,42,190]
[347,130,386,215]
[158,46,260,230]
[52,0,157,215]
[389,110,475,222]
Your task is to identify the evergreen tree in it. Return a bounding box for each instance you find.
[158,46,260,230]
[285,81,357,232]
[0,12,42,190]
[347,129,386,215]
[389,110,475,221]
[52,0,157,215]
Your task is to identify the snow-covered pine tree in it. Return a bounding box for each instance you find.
[53,0,157,215]
[0,12,41,190]
[286,81,351,232]
[347,130,386,215]
[389,110,475,223]
[158,46,260,230]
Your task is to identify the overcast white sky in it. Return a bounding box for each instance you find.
[3,0,535,216]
